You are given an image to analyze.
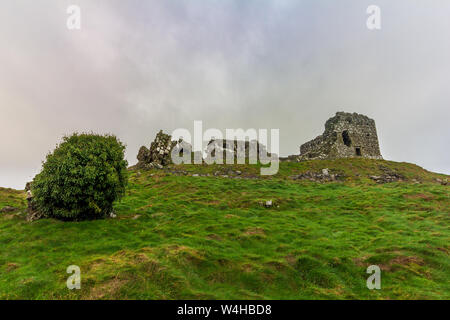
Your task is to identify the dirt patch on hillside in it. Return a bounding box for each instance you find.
[354,255,425,271]
[87,278,128,300]
[201,199,221,205]
[241,263,254,273]
[380,256,424,271]
[284,255,297,266]
[403,193,435,201]
[165,245,205,266]
[6,262,19,272]
[243,227,265,236]
[265,260,289,271]
[206,234,223,241]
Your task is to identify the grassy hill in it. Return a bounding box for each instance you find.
[0,159,448,299]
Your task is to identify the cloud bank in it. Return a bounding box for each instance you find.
[1,0,449,188]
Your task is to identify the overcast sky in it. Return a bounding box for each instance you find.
[1,0,449,189]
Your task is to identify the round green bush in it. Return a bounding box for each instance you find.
[32,133,128,220]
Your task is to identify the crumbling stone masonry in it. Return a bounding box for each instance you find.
[205,139,270,163]
[299,112,382,160]
[136,130,178,169]
[25,182,43,221]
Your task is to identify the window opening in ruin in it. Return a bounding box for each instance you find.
[342,130,352,147]
[355,147,362,156]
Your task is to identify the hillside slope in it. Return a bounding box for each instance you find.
[0,159,449,299]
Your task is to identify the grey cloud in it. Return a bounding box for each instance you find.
[0,0,449,188]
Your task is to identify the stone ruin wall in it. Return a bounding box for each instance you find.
[136,130,178,169]
[136,132,271,169]
[299,112,382,160]
[205,139,270,163]
[137,112,382,167]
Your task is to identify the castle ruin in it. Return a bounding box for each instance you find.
[299,112,382,160]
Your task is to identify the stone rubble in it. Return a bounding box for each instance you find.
[0,206,17,213]
[290,169,342,182]
[369,165,405,183]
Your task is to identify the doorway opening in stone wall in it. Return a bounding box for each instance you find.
[355,147,362,156]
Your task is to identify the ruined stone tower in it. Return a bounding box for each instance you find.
[299,112,382,160]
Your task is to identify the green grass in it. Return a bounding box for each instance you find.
[0,187,26,209]
[0,159,449,299]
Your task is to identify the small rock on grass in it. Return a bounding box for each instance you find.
[0,206,17,213]
[264,200,273,208]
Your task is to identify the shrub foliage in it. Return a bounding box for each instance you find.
[32,133,128,220]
